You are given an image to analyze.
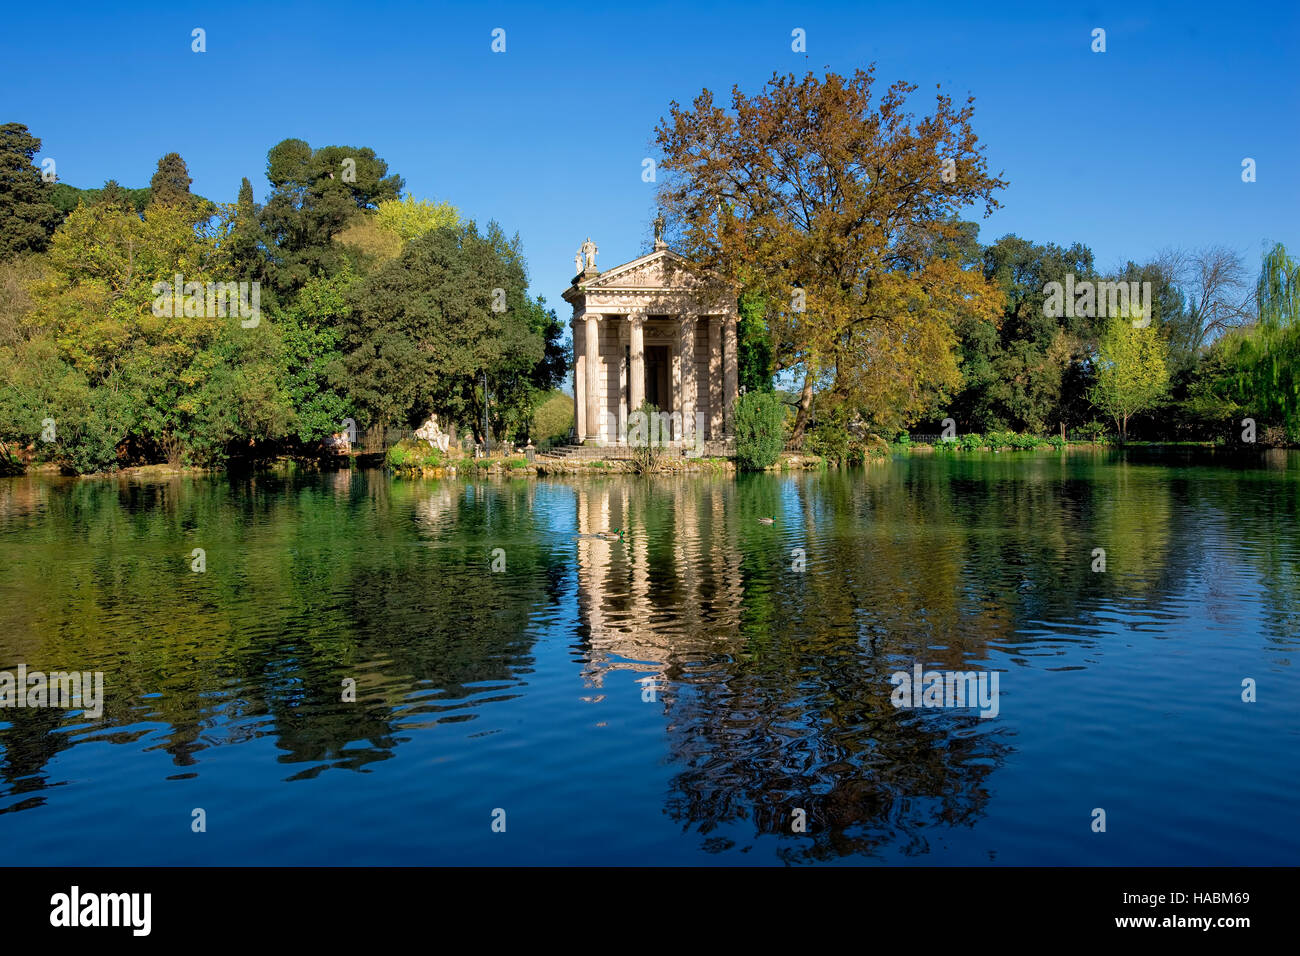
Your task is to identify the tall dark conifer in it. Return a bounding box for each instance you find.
[0,123,61,259]
[148,152,193,207]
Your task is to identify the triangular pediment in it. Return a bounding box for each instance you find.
[563,244,736,315]
[570,248,730,292]
[586,249,705,289]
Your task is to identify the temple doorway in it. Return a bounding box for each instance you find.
[644,345,670,413]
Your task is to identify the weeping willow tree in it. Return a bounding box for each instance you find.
[1235,243,1300,440]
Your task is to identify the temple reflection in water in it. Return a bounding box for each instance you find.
[566,474,1017,859]
[572,480,746,687]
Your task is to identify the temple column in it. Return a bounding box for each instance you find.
[572,318,586,443]
[629,314,645,414]
[679,315,697,443]
[585,312,603,442]
[617,318,629,443]
[722,311,738,435]
[707,316,723,439]
[670,332,681,428]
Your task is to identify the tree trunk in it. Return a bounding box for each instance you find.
[789,372,814,445]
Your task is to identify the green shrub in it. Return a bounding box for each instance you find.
[1047,434,1066,449]
[629,401,665,474]
[386,439,443,470]
[733,391,787,470]
[0,339,132,474]
[958,431,983,451]
[1080,420,1109,443]
[807,418,850,463]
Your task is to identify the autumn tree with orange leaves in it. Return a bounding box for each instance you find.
[654,67,1006,444]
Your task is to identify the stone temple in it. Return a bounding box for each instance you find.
[562,231,739,453]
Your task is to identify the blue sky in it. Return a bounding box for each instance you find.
[4,0,1297,314]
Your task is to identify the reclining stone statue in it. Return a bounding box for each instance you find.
[414,415,451,453]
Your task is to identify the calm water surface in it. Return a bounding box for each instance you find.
[1,450,1296,865]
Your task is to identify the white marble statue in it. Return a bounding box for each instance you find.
[414,415,451,453]
[581,237,598,270]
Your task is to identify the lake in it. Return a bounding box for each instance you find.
[1,450,1296,865]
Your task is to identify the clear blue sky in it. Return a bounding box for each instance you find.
[4,0,1297,316]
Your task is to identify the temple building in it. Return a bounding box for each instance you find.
[562,227,739,448]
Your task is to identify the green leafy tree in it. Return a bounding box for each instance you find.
[0,336,132,473]
[275,272,352,443]
[30,199,223,375]
[333,212,404,270]
[49,183,89,216]
[1178,334,1249,438]
[7,193,297,470]
[374,196,459,241]
[738,287,774,392]
[480,293,567,443]
[334,195,458,278]
[0,254,45,348]
[1089,310,1170,442]
[1116,258,1187,366]
[342,221,562,443]
[0,123,61,259]
[1174,245,1299,444]
[259,139,403,298]
[1231,243,1300,440]
[950,235,1098,435]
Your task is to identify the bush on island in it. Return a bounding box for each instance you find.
[733,391,786,471]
